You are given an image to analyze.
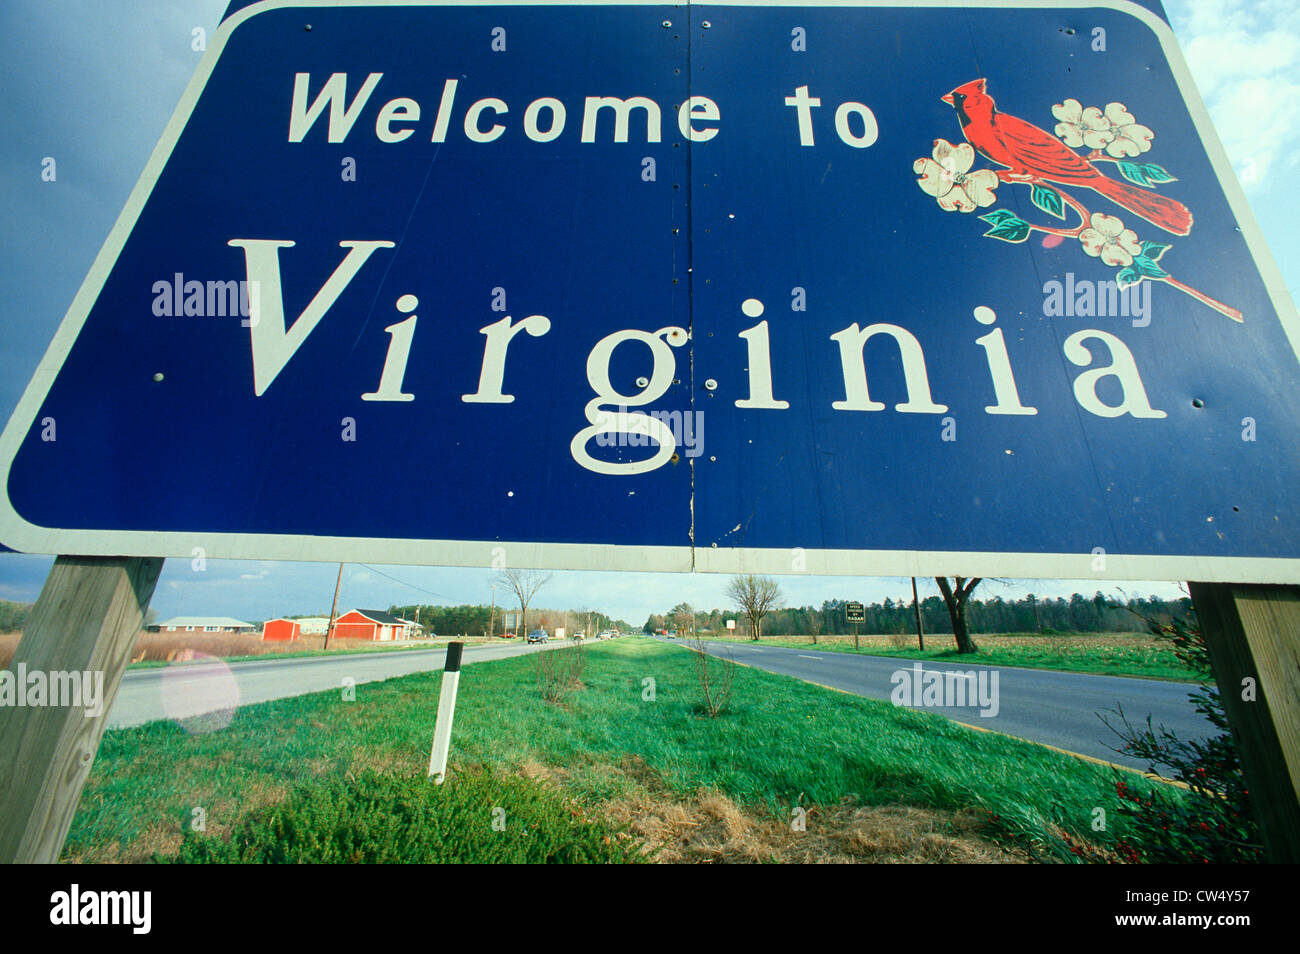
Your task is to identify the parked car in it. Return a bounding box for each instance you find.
[526,629,549,644]
[500,632,516,639]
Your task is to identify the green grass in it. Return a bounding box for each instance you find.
[703,634,1202,682]
[66,640,1179,863]
[165,769,642,864]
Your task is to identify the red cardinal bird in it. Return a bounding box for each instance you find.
[942,78,1192,236]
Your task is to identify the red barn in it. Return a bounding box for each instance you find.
[261,618,301,642]
[329,609,410,642]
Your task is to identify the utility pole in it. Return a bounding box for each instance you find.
[911,577,925,650]
[489,583,496,639]
[324,562,343,651]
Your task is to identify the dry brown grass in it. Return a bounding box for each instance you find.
[730,632,1161,651]
[520,757,1031,864]
[1,630,487,670]
[0,632,19,671]
[606,789,1030,864]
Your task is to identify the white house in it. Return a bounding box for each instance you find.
[150,616,255,634]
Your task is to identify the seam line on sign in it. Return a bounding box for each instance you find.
[696,643,1185,786]
[347,154,442,355]
[686,1,697,570]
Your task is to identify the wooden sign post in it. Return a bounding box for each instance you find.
[0,556,162,863]
[1189,582,1300,863]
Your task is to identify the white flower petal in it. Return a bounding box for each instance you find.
[1113,123,1154,156]
[1104,102,1136,127]
[1090,212,1124,238]
[1079,229,1106,257]
[932,140,975,175]
[937,188,975,213]
[1052,99,1083,123]
[1106,137,1139,158]
[1101,244,1134,267]
[1083,127,1117,150]
[914,157,954,197]
[963,169,1000,208]
[1117,229,1142,256]
[1081,106,1110,131]
[1055,122,1085,147]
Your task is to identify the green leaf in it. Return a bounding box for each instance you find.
[1138,163,1177,184]
[1116,267,1142,290]
[979,209,1020,227]
[984,219,1032,243]
[1030,184,1066,220]
[1117,161,1178,188]
[1140,241,1171,261]
[1117,161,1151,187]
[1130,254,1170,279]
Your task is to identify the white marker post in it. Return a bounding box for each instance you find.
[427,641,463,784]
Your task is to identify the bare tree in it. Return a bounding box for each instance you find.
[687,632,736,717]
[806,606,822,646]
[935,576,982,654]
[496,568,552,638]
[725,574,783,642]
[669,601,695,638]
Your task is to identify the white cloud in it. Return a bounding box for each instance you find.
[1168,1,1300,189]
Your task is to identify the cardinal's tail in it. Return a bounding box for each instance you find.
[1090,176,1193,236]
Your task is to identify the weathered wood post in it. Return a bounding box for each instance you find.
[1188,582,1300,863]
[0,556,162,863]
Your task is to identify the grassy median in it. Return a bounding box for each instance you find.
[64,639,1180,863]
[697,632,1201,682]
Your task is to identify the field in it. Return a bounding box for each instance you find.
[0,630,492,672]
[697,632,1201,682]
[64,639,1181,864]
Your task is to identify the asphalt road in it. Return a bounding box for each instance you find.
[106,639,577,730]
[660,637,1214,771]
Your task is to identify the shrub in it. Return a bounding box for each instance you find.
[1100,611,1264,863]
[688,635,736,717]
[161,769,644,864]
[534,643,584,704]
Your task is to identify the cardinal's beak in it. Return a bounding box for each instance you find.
[941,92,955,105]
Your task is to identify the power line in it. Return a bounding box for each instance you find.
[355,564,458,603]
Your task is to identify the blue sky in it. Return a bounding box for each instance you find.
[0,1,1294,624]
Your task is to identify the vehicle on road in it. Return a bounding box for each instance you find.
[500,632,516,639]
[526,629,549,644]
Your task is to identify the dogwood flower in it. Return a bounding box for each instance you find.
[1101,102,1154,157]
[1079,212,1142,266]
[913,139,998,212]
[1052,99,1113,150]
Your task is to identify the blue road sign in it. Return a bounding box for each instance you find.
[2,1,1298,582]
